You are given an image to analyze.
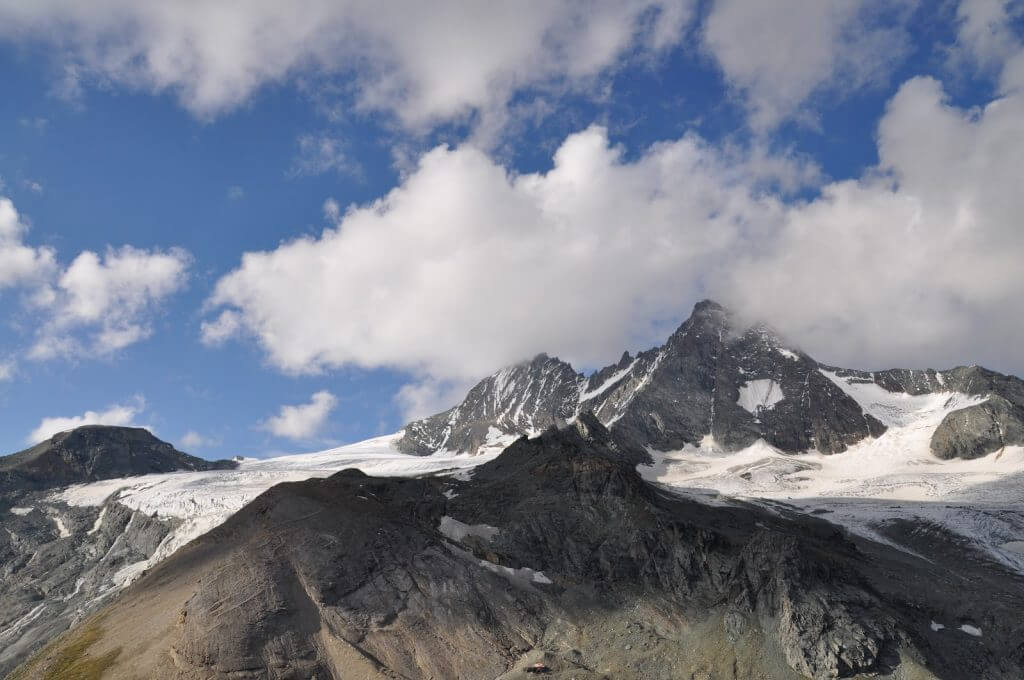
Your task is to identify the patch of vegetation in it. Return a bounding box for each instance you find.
[10,618,122,680]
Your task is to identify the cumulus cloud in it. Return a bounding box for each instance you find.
[29,245,191,359]
[0,197,191,360]
[0,0,693,132]
[262,390,338,440]
[28,397,146,444]
[205,70,1024,392]
[0,197,58,291]
[203,125,795,380]
[725,75,1024,373]
[0,358,15,381]
[702,0,916,130]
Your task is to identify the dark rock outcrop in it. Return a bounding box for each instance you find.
[398,300,1024,461]
[17,418,1024,679]
[0,425,237,493]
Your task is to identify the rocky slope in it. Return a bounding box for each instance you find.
[0,426,236,676]
[398,300,1024,460]
[14,417,1024,679]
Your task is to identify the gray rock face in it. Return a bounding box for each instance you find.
[397,354,585,455]
[826,365,1024,460]
[17,417,1024,679]
[0,496,176,676]
[399,300,1024,461]
[0,425,237,493]
[0,425,235,675]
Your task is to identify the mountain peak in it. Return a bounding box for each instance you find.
[0,425,237,492]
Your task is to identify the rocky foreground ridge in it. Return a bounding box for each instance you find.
[399,300,1024,461]
[13,416,1024,680]
[0,427,236,676]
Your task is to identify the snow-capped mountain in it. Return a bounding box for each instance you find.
[4,300,1024,678]
[399,300,1024,461]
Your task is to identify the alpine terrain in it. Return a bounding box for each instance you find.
[4,301,1024,679]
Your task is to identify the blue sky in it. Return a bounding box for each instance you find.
[0,0,1022,458]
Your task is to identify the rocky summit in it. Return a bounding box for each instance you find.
[399,300,1024,460]
[0,425,237,494]
[13,416,1024,680]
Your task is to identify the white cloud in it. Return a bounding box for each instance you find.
[724,75,1024,373]
[0,358,14,381]
[262,390,338,440]
[180,430,217,449]
[0,197,191,360]
[30,245,191,359]
[395,377,475,422]
[203,125,792,380]
[0,0,693,133]
[226,185,244,200]
[0,197,58,290]
[28,397,146,444]
[951,0,1024,94]
[206,73,1024,387]
[702,0,916,130]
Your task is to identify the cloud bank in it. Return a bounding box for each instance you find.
[205,69,1024,394]
[0,0,691,132]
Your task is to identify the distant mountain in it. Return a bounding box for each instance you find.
[0,426,238,676]
[399,300,1024,460]
[0,425,237,493]
[15,416,1023,679]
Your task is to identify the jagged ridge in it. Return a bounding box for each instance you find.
[398,300,1024,460]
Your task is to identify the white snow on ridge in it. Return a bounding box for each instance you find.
[56,432,498,574]
[819,369,987,428]
[9,507,33,516]
[639,372,1024,573]
[439,515,499,543]
[87,506,107,535]
[579,359,637,402]
[737,379,784,414]
[778,348,799,361]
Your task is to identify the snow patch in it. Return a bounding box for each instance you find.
[1001,540,1024,554]
[737,379,784,414]
[9,506,33,516]
[579,359,637,402]
[477,559,553,587]
[438,515,499,543]
[819,369,986,428]
[959,624,982,637]
[930,621,945,632]
[51,514,71,538]
[87,506,107,535]
[778,348,799,361]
